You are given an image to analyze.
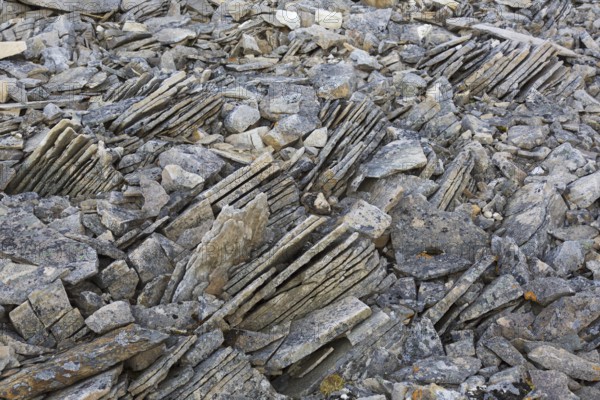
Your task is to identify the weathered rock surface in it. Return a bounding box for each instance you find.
[1,0,600,398]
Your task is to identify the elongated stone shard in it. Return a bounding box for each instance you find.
[0,324,168,399]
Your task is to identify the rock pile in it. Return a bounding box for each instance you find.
[1,0,600,399]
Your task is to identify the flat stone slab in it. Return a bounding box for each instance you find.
[0,205,98,285]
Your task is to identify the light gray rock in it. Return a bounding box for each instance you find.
[529,370,578,400]
[85,301,135,334]
[95,260,139,301]
[0,259,66,305]
[224,105,261,134]
[128,235,174,284]
[459,274,523,322]
[546,240,585,277]
[265,297,371,369]
[408,356,482,384]
[140,176,170,217]
[401,318,444,364]
[158,145,225,181]
[506,125,547,150]
[0,325,168,399]
[19,0,120,12]
[161,164,204,193]
[309,62,356,99]
[566,170,600,209]
[341,199,391,239]
[532,292,600,341]
[523,277,574,306]
[0,205,98,285]
[362,139,427,178]
[45,365,122,400]
[528,345,600,381]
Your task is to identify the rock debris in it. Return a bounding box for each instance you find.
[0,0,600,399]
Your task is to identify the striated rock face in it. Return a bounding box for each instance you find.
[0,324,167,399]
[0,205,99,285]
[0,0,600,398]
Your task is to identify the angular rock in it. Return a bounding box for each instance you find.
[0,206,98,284]
[265,297,372,370]
[85,301,135,334]
[225,105,261,134]
[362,139,427,178]
[528,345,600,381]
[408,356,482,384]
[566,170,600,209]
[0,325,168,399]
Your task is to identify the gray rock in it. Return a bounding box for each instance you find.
[291,24,347,50]
[0,346,19,373]
[158,145,225,181]
[132,302,203,332]
[528,345,600,381]
[350,49,382,71]
[309,62,356,99]
[95,260,139,301]
[424,256,495,324]
[18,0,120,12]
[391,195,489,261]
[546,240,585,277]
[460,274,523,322]
[0,259,66,305]
[401,318,444,365]
[265,297,371,369]
[97,201,145,237]
[524,277,575,306]
[501,182,567,258]
[0,325,168,399]
[28,280,72,328]
[0,206,98,285]
[362,139,427,178]
[506,125,547,150]
[85,301,135,334]
[394,253,471,280]
[161,164,204,193]
[9,300,46,340]
[50,308,85,343]
[340,199,391,239]
[566,170,600,209]
[180,329,224,367]
[532,292,600,341]
[128,235,174,285]
[224,105,261,134]
[45,365,122,400]
[140,176,170,217]
[483,337,527,367]
[262,114,319,151]
[529,370,581,400]
[408,356,482,384]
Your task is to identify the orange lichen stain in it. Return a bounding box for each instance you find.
[416,251,433,260]
[524,291,537,302]
[412,365,420,373]
[411,388,423,400]
[319,374,344,396]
